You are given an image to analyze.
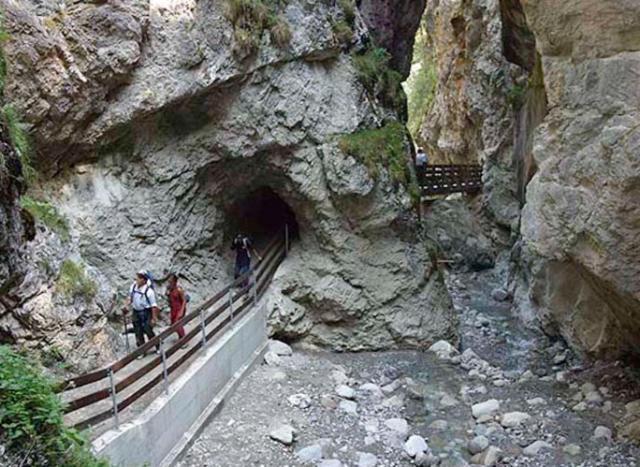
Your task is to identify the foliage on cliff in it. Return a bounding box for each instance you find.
[57,260,97,301]
[20,196,70,240]
[338,121,409,184]
[223,0,292,55]
[0,346,109,466]
[353,46,405,110]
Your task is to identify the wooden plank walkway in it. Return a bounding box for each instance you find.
[419,164,483,196]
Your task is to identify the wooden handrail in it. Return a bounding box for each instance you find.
[64,229,289,429]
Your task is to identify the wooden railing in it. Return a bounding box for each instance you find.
[58,227,290,431]
[419,164,483,196]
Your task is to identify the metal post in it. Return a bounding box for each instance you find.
[251,272,258,305]
[160,338,169,395]
[200,309,207,346]
[228,290,234,322]
[108,368,119,428]
[285,224,289,256]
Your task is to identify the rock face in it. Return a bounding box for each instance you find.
[515,0,640,359]
[0,0,456,364]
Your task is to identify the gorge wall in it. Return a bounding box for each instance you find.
[418,0,640,361]
[0,0,456,370]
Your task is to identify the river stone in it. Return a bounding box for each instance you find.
[357,452,378,467]
[295,444,324,463]
[470,446,502,466]
[404,435,429,457]
[523,440,553,456]
[288,393,312,409]
[384,418,409,437]
[563,444,582,456]
[429,340,458,359]
[269,423,294,445]
[336,384,356,400]
[594,426,612,440]
[468,435,489,454]
[428,419,448,431]
[472,399,501,419]
[338,399,358,415]
[264,351,282,366]
[526,397,545,406]
[320,394,338,410]
[500,411,531,428]
[360,383,384,398]
[440,394,459,407]
[319,460,342,467]
[491,288,509,302]
[268,339,292,356]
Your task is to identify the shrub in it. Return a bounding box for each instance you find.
[0,346,110,466]
[405,58,437,139]
[331,20,353,45]
[337,0,356,25]
[353,46,405,110]
[223,0,291,55]
[56,260,97,301]
[20,196,70,241]
[338,121,409,184]
[3,104,36,184]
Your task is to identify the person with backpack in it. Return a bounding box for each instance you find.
[231,233,262,287]
[123,270,160,355]
[415,147,429,185]
[165,273,187,341]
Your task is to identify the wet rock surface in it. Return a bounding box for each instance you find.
[177,270,640,466]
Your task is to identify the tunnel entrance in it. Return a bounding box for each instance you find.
[225,187,299,249]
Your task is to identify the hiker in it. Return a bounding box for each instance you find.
[165,273,186,341]
[123,270,159,355]
[231,233,262,287]
[415,147,428,185]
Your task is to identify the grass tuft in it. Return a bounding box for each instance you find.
[0,346,110,466]
[223,0,291,56]
[337,0,356,25]
[331,20,353,45]
[338,121,409,184]
[57,260,97,301]
[20,196,70,241]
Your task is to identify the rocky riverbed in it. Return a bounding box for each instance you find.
[176,269,640,466]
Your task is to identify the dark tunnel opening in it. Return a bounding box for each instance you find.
[225,186,300,250]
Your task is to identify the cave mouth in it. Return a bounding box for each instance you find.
[225,186,300,249]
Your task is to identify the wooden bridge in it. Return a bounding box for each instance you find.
[419,164,483,196]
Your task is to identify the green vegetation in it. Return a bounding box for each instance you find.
[3,104,36,184]
[331,20,353,45]
[403,16,437,142]
[223,0,292,56]
[0,14,8,96]
[506,82,526,109]
[0,346,109,466]
[338,121,409,184]
[20,196,70,241]
[56,260,97,301]
[337,0,356,25]
[353,46,405,110]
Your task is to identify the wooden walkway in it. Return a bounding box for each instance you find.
[58,228,290,435]
[419,164,483,196]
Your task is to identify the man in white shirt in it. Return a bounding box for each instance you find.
[125,270,160,354]
[415,147,428,185]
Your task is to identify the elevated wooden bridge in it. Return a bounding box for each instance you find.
[419,164,483,196]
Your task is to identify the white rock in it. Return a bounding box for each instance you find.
[384,418,409,437]
[267,339,292,356]
[440,394,459,407]
[428,340,458,358]
[491,288,509,301]
[428,419,448,431]
[288,393,311,409]
[585,391,603,403]
[357,452,378,467]
[295,444,324,463]
[268,423,294,445]
[264,351,281,366]
[336,384,356,400]
[563,444,582,456]
[330,370,349,385]
[468,435,489,454]
[572,402,587,412]
[470,446,502,466]
[319,460,342,467]
[364,419,379,433]
[594,426,612,440]
[523,440,553,456]
[381,379,401,394]
[472,399,501,419]
[382,394,404,408]
[338,399,358,415]
[526,397,546,406]
[404,435,429,457]
[500,411,531,428]
[581,382,597,395]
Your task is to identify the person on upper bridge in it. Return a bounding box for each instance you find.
[123,270,160,356]
[165,273,187,342]
[415,147,429,184]
[231,233,262,287]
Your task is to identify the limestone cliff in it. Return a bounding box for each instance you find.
[0,0,456,368]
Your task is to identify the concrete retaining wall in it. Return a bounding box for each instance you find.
[92,303,268,467]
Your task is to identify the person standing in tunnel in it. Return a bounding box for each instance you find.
[231,233,262,287]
